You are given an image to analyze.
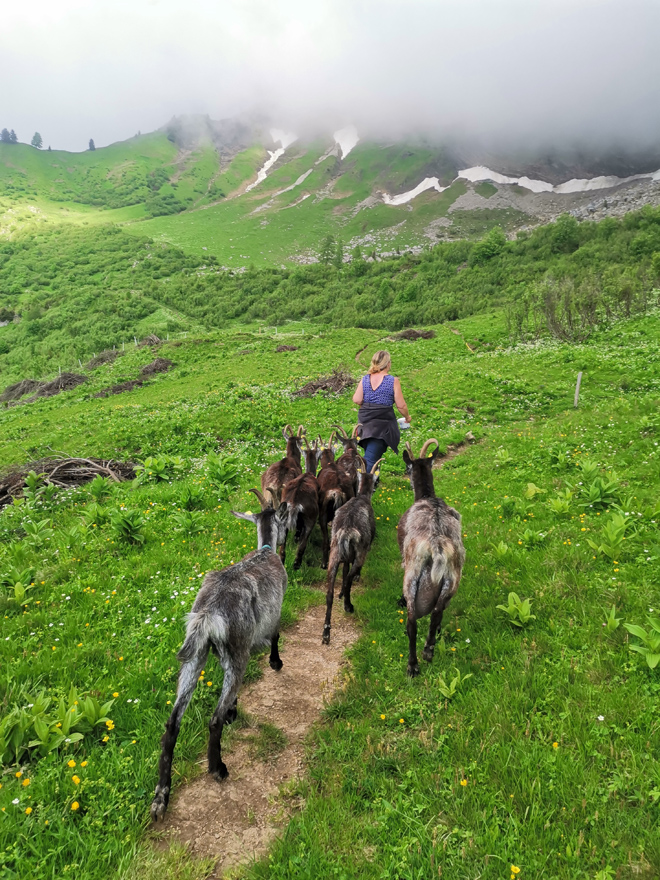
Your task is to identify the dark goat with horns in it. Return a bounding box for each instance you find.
[261,424,305,497]
[398,439,465,677]
[150,487,289,822]
[322,456,382,645]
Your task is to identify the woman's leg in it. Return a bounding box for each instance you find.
[363,438,387,473]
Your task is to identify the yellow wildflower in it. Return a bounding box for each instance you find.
[460,779,467,787]
[67,760,76,768]
[72,775,80,785]
[25,807,32,815]
[71,801,79,811]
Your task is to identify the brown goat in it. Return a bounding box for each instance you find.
[332,423,364,495]
[322,457,382,644]
[316,434,355,568]
[280,463,319,570]
[261,424,305,496]
[398,439,465,677]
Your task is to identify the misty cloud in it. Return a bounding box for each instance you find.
[2,0,659,152]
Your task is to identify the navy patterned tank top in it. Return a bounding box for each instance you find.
[362,374,395,406]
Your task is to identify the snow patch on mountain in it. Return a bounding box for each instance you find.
[459,165,660,194]
[245,129,297,193]
[382,177,448,206]
[334,126,359,159]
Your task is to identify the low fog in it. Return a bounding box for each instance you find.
[2,0,659,153]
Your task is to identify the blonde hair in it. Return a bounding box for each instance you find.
[368,350,391,374]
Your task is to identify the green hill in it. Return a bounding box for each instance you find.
[0,311,659,879]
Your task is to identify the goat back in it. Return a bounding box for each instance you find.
[181,550,287,659]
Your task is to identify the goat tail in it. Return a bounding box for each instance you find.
[430,544,450,588]
[336,527,360,562]
[287,503,303,536]
[177,610,227,662]
[324,488,344,519]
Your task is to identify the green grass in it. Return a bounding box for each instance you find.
[476,182,498,199]
[0,310,659,878]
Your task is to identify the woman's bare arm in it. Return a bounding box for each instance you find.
[393,378,410,421]
[352,380,364,405]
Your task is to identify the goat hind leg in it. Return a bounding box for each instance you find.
[343,560,362,613]
[269,632,283,671]
[322,557,340,644]
[422,597,447,663]
[208,655,248,782]
[151,648,208,821]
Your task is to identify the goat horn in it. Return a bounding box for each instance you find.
[328,430,336,445]
[297,425,306,437]
[356,457,367,474]
[302,435,310,450]
[420,438,440,458]
[249,487,269,509]
[282,424,293,440]
[370,458,385,474]
[352,423,364,439]
[331,424,348,439]
[265,486,280,506]
[404,440,414,457]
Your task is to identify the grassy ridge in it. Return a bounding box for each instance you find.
[1,206,659,387]
[0,313,658,878]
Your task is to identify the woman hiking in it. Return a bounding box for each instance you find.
[352,350,411,473]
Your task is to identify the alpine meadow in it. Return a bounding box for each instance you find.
[0,119,659,880]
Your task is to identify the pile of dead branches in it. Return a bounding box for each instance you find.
[4,373,88,406]
[138,334,162,347]
[86,350,123,369]
[292,369,354,398]
[139,358,173,376]
[0,456,136,507]
[94,379,144,398]
[276,344,298,352]
[392,329,436,341]
[0,379,43,403]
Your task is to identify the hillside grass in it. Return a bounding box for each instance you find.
[0,312,658,879]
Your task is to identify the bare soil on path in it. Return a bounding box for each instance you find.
[153,602,359,877]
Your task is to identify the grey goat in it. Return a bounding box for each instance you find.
[150,488,289,822]
[322,457,382,644]
[398,439,465,677]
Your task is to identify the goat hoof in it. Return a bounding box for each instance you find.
[321,562,328,570]
[407,663,420,678]
[422,647,435,663]
[269,658,283,671]
[150,786,169,822]
[210,764,229,783]
[344,602,354,614]
[322,627,331,645]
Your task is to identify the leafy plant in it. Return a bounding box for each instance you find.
[588,512,629,559]
[179,483,206,510]
[579,474,621,510]
[547,488,573,515]
[524,482,545,500]
[436,668,473,700]
[0,685,115,766]
[207,453,240,498]
[577,458,600,481]
[134,455,186,484]
[82,502,110,526]
[501,497,519,518]
[88,475,113,502]
[547,443,572,470]
[604,605,622,633]
[172,509,205,535]
[497,592,536,627]
[23,470,46,503]
[519,528,546,548]
[623,618,660,669]
[22,518,54,546]
[494,448,513,466]
[110,509,146,544]
[491,540,510,559]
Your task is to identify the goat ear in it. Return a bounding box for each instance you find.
[402,450,413,469]
[431,447,442,460]
[231,510,258,524]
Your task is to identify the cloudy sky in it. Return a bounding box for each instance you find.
[2,0,659,152]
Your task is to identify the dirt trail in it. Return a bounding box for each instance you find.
[154,603,358,876]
